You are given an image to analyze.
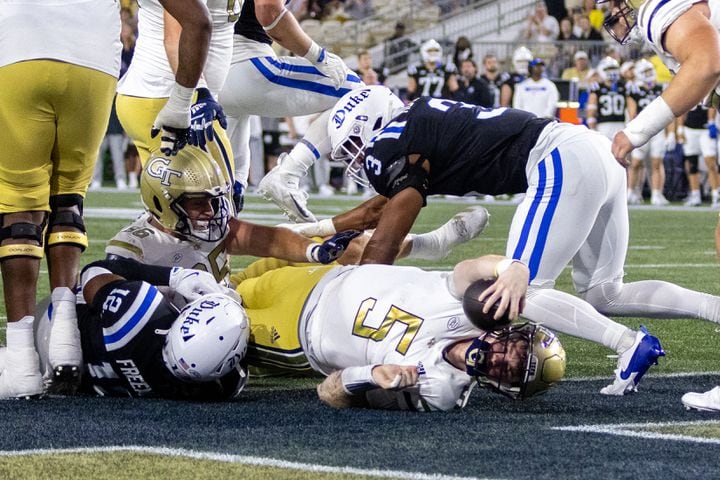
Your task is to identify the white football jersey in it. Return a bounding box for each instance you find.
[303,265,482,412]
[106,213,230,284]
[0,0,121,76]
[637,0,720,74]
[118,0,241,98]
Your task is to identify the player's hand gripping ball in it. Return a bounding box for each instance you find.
[462,279,512,331]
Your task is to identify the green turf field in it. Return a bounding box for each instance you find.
[1,191,719,479]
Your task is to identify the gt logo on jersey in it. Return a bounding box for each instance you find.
[147,157,182,186]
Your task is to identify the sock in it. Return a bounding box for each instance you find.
[6,316,35,350]
[406,233,443,260]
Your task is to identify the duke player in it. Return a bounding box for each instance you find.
[602,0,720,410]
[219,0,363,222]
[586,57,628,142]
[325,86,720,396]
[406,39,459,101]
[235,255,565,411]
[0,0,120,398]
[679,104,720,207]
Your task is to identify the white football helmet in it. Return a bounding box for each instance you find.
[512,46,533,75]
[597,56,621,83]
[141,146,231,242]
[634,58,656,86]
[420,39,443,65]
[328,86,405,187]
[162,293,249,385]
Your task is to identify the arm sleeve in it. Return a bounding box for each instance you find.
[81,257,173,286]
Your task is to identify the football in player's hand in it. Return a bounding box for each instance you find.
[462,279,511,331]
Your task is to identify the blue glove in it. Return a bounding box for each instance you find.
[709,124,718,140]
[308,230,362,264]
[188,88,228,150]
[232,180,244,214]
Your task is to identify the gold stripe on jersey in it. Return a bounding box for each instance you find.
[0,61,116,212]
[238,264,335,374]
[106,239,144,259]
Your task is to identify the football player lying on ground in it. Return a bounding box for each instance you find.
[235,254,565,411]
[106,146,490,285]
[312,85,720,397]
[0,257,249,400]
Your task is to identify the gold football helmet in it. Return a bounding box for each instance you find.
[465,323,566,399]
[141,146,231,242]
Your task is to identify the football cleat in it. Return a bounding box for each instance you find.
[411,206,490,261]
[257,154,317,223]
[682,386,720,412]
[650,194,669,206]
[600,326,665,396]
[46,287,82,395]
[0,346,43,399]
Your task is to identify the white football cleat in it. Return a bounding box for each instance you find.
[0,346,43,399]
[47,287,82,394]
[682,386,720,412]
[627,191,642,205]
[600,326,664,396]
[410,206,490,260]
[650,193,670,206]
[257,154,317,223]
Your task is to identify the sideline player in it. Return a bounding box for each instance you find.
[406,39,459,101]
[0,1,121,398]
[325,86,720,395]
[219,0,363,222]
[0,257,250,400]
[236,255,566,411]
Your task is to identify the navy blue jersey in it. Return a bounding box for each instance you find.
[500,72,525,96]
[590,81,628,123]
[78,280,241,400]
[628,83,663,114]
[407,62,457,99]
[234,0,272,45]
[363,98,552,200]
[685,104,709,130]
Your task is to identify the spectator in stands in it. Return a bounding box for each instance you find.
[383,22,415,73]
[575,14,602,41]
[480,53,509,107]
[406,39,459,101]
[557,17,578,41]
[344,0,372,20]
[583,0,605,33]
[323,0,349,21]
[512,58,559,119]
[521,1,560,42]
[545,0,568,24]
[356,49,387,85]
[361,68,380,86]
[561,50,592,89]
[452,36,474,69]
[454,59,494,107]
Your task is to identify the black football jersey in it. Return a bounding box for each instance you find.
[500,72,525,96]
[628,83,663,114]
[685,104,709,129]
[363,97,553,200]
[591,81,628,123]
[481,72,510,107]
[78,280,241,400]
[407,62,457,99]
[234,0,273,45]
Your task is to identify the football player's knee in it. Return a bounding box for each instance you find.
[0,214,46,261]
[580,281,623,314]
[46,194,88,252]
[685,155,699,174]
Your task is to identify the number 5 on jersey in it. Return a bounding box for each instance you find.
[352,298,424,355]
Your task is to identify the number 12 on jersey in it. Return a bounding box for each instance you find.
[352,298,424,355]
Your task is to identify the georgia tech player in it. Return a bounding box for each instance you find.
[0,257,250,400]
[600,0,720,165]
[106,146,360,281]
[406,39,459,101]
[0,1,121,398]
[219,0,362,223]
[326,86,720,396]
[586,57,628,141]
[235,254,565,411]
[116,0,235,169]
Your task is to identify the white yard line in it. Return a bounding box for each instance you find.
[553,420,720,445]
[0,445,489,480]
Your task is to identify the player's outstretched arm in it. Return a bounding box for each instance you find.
[317,365,419,409]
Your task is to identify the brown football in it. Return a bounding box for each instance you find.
[462,279,512,330]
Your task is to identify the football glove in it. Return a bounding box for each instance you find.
[304,42,349,90]
[150,83,194,156]
[168,267,224,301]
[709,124,718,140]
[307,230,361,264]
[188,88,228,150]
[276,218,337,237]
[232,180,245,215]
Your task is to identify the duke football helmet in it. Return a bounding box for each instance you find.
[162,293,249,385]
[141,146,231,242]
[420,39,443,65]
[597,56,621,83]
[512,46,533,75]
[465,323,566,399]
[634,58,656,86]
[328,85,405,187]
[597,0,645,44]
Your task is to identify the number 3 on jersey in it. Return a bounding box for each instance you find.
[352,298,424,354]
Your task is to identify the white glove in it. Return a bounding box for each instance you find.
[276,218,337,237]
[150,83,194,156]
[304,42,349,90]
[664,132,676,152]
[168,267,224,302]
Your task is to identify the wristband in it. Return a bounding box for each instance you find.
[261,7,288,31]
[494,258,525,277]
[623,96,675,147]
[165,82,195,113]
[315,218,337,236]
[304,41,325,63]
[340,365,378,394]
[306,243,320,263]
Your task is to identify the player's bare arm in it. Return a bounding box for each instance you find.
[225,219,318,260]
[162,9,182,73]
[256,0,311,55]
[159,0,211,88]
[317,365,419,409]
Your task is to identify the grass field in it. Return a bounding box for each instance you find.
[1,190,719,479]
